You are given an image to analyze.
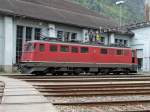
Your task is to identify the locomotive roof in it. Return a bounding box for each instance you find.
[27,40,132,50]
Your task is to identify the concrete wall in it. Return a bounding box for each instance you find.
[4,17,14,72]
[0,16,4,71]
[131,27,150,71]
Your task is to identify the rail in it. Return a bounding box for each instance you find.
[53,100,150,105]
[0,81,5,104]
[6,75,150,111]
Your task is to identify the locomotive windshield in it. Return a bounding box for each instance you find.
[24,43,35,52]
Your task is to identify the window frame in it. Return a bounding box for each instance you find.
[35,28,41,40]
[26,27,32,41]
[80,47,89,53]
[50,45,57,52]
[101,48,108,55]
[24,43,36,52]
[60,45,69,52]
[116,49,124,55]
[39,44,45,52]
[71,46,78,53]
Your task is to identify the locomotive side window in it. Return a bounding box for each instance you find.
[116,49,123,55]
[124,50,129,56]
[61,46,69,52]
[71,47,78,53]
[50,45,57,52]
[39,44,45,52]
[80,47,89,53]
[101,48,107,54]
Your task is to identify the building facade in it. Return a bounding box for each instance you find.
[128,22,150,72]
[0,0,133,72]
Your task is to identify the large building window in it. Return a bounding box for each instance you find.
[26,27,32,41]
[16,25,24,63]
[71,33,77,42]
[35,28,41,40]
[115,39,128,47]
[57,30,78,42]
[57,31,63,41]
[101,37,105,43]
[64,32,70,42]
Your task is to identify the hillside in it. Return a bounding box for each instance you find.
[71,0,145,25]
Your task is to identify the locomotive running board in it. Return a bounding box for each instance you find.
[20,62,136,68]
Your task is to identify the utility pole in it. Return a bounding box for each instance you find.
[116,1,125,28]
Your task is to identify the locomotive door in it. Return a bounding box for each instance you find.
[92,47,100,64]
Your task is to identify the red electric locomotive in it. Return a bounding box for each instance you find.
[19,41,138,75]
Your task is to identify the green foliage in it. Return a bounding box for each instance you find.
[71,0,144,24]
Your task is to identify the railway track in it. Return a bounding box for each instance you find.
[5,74,150,112]
[0,81,5,104]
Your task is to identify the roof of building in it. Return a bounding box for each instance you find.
[125,21,150,30]
[107,27,134,36]
[0,0,118,29]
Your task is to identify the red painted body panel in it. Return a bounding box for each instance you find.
[21,41,136,65]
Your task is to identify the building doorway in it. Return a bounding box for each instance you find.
[138,58,143,70]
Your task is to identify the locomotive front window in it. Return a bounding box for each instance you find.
[61,46,69,52]
[117,49,123,55]
[80,47,89,53]
[24,43,35,52]
[101,48,107,54]
[50,45,57,52]
[72,47,78,53]
[39,44,45,52]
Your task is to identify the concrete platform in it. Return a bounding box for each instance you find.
[0,76,57,112]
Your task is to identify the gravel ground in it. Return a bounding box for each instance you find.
[55,103,150,112]
[49,95,150,112]
[48,95,150,103]
[0,96,2,103]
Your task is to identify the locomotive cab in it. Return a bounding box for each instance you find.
[21,42,36,62]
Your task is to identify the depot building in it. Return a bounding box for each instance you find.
[0,0,134,72]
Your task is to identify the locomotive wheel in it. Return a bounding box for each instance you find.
[124,69,130,75]
[74,68,82,75]
[93,72,99,75]
[52,73,57,76]
[20,67,30,74]
[57,72,64,76]
[115,72,120,75]
[101,70,109,75]
[34,71,46,76]
[67,72,73,76]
